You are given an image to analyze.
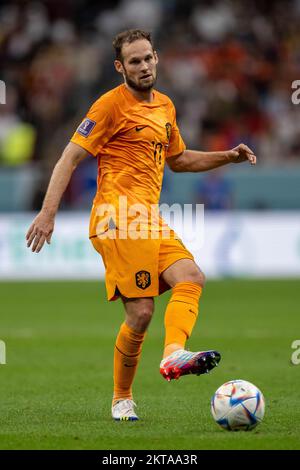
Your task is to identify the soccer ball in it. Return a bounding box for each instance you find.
[211,379,265,431]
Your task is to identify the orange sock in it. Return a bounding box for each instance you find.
[113,322,145,404]
[163,282,202,358]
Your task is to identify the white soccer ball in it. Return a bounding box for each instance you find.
[211,379,265,431]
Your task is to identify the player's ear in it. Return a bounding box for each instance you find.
[114,60,124,74]
[154,50,158,65]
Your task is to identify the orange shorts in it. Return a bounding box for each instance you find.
[90,230,194,301]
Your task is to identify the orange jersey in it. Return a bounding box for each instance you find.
[71,83,185,236]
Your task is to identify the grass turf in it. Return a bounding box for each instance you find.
[0,279,299,450]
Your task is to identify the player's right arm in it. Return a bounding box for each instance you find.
[26,142,90,253]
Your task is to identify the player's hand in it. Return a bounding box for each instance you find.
[228,144,257,165]
[26,210,55,253]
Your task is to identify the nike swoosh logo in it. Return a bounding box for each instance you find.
[135,126,148,132]
[124,364,135,367]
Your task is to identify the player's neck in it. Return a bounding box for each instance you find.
[124,83,154,103]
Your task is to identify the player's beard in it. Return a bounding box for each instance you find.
[124,68,156,92]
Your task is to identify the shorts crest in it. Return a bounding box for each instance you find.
[135,270,151,289]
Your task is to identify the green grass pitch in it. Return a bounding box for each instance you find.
[0,279,299,450]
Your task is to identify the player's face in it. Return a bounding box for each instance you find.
[115,39,158,92]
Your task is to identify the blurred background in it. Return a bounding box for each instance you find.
[1,0,300,278]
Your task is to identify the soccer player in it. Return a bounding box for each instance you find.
[26,29,256,421]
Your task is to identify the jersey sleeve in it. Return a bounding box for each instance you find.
[166,103,186,158]
[70,95,117,157]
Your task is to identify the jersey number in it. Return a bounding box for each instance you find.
[152,141,163,165]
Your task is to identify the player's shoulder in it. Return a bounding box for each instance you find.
[154,89,175,109]
[91,85,124,109]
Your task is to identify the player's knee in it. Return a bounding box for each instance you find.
[197,269,206,287]
[132,309,153,332]
[136,308,153,327]
[125,298,154,331]
[186,267,206,288]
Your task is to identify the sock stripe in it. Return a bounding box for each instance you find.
[115,345,141,358]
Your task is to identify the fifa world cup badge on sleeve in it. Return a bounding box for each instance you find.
[77,118,96,137]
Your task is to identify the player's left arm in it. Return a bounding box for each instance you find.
[166,144,256,172]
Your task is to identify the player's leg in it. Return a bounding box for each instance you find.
[157,231,204,355]
[90,234,158,418]
[112,296,154,420]
[160,258,220,380]
[161,258,204,357]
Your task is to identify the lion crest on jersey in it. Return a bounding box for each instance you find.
[135,270,151,289]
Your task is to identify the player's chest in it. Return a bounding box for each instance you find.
[119,107,172,148]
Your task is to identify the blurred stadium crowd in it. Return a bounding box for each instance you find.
[0,0,300,211]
